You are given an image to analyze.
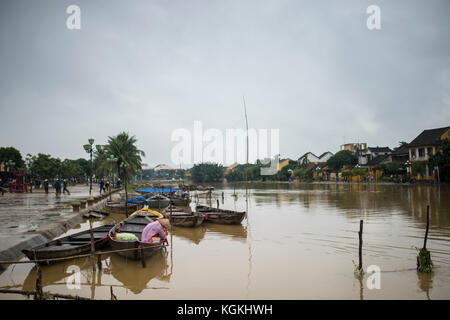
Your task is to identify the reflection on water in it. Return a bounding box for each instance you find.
[109,251,170,294]
[171,226,207,245]
[417,271,434,300]
[1,182,450,299]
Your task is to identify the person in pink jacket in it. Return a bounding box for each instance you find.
[141,218,171,243]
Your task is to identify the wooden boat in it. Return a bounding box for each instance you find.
[195,205,246,225]
[169,196,190,206]
[108,212,164,260]
[162,205,204,228]
[22,224,113,262]
[105,200,140,215]
[146,195,170,208]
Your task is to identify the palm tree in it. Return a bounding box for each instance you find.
[104,132,146,181]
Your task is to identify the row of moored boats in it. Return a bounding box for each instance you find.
[22,204,246,263]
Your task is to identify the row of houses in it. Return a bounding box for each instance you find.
[151,126,449,181]
[279,125,449,181]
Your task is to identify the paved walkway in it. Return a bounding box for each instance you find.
[0,185,101,235]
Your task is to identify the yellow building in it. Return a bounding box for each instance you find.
[408,126,450,179]
[340,143,367,153]
[224,162,239,174]
[277,159,291,171]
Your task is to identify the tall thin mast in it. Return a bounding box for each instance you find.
[243,96,249,199]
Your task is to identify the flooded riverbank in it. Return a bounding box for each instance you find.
[1,182,449,299]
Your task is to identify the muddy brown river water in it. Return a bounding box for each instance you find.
[0,182,449,299]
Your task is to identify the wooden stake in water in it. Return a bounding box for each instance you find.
[97,254,102,271]
[423,205,430,250]
[110,286,117,300]
[34,264,43,300]
[89,220,95,254]
[358,220,363,272]
[417,205,433,273]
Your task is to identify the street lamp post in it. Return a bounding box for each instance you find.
[83,139,103,197]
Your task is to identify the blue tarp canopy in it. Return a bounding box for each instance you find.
[136,187,179,193]
[126,196,147,205]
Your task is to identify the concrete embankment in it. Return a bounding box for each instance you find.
[0,188,123,270]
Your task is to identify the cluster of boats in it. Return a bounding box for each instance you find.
[22,203,246,264]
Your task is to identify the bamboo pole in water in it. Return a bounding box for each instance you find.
[0,246,166,265]
[0,289,92,300]
[358,220,363,272]
[423,205,430,250]
[97,254,102,271]
[110,286,117,300]
[417,205,433,273]
[34,264,43,300]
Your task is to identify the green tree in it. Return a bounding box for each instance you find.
[104,132,146,180]
[326,150,357,172]
[190,163,224,183]
[430,138,450,182]
[73,158,91,181]
[28,153,62,179]
[61,159,84,180]
[294,167,313,180]
[226,168,244,182]
[0,147,25,169]
[412,161,426,177]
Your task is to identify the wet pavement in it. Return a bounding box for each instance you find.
[0,185,102,235]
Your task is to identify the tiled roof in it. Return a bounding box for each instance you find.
[408,126,450,147]
[318,151,333,159]
[368,147,392,153]
[298,152,318,160]
[367,154,390,166]
[391,145,409,156]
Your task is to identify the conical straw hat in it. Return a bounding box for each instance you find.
[158,218,171,230]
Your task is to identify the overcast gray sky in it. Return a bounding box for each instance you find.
[1,0,449,167]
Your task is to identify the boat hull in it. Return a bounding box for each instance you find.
[109,239,163,260]
[105,202,140,215]
[163,205,204,227]
[22,225,112,263]
[202,212,245,224]
[170,198,191,206]
[108,214,164,260]
[167,214,204,228]
[146,200,170,208]
[196,205,246,225]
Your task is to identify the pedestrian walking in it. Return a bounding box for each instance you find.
[63,179,70,195]
[43,179,49,194]
[54,179,62,195]
[100,180,105,194]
